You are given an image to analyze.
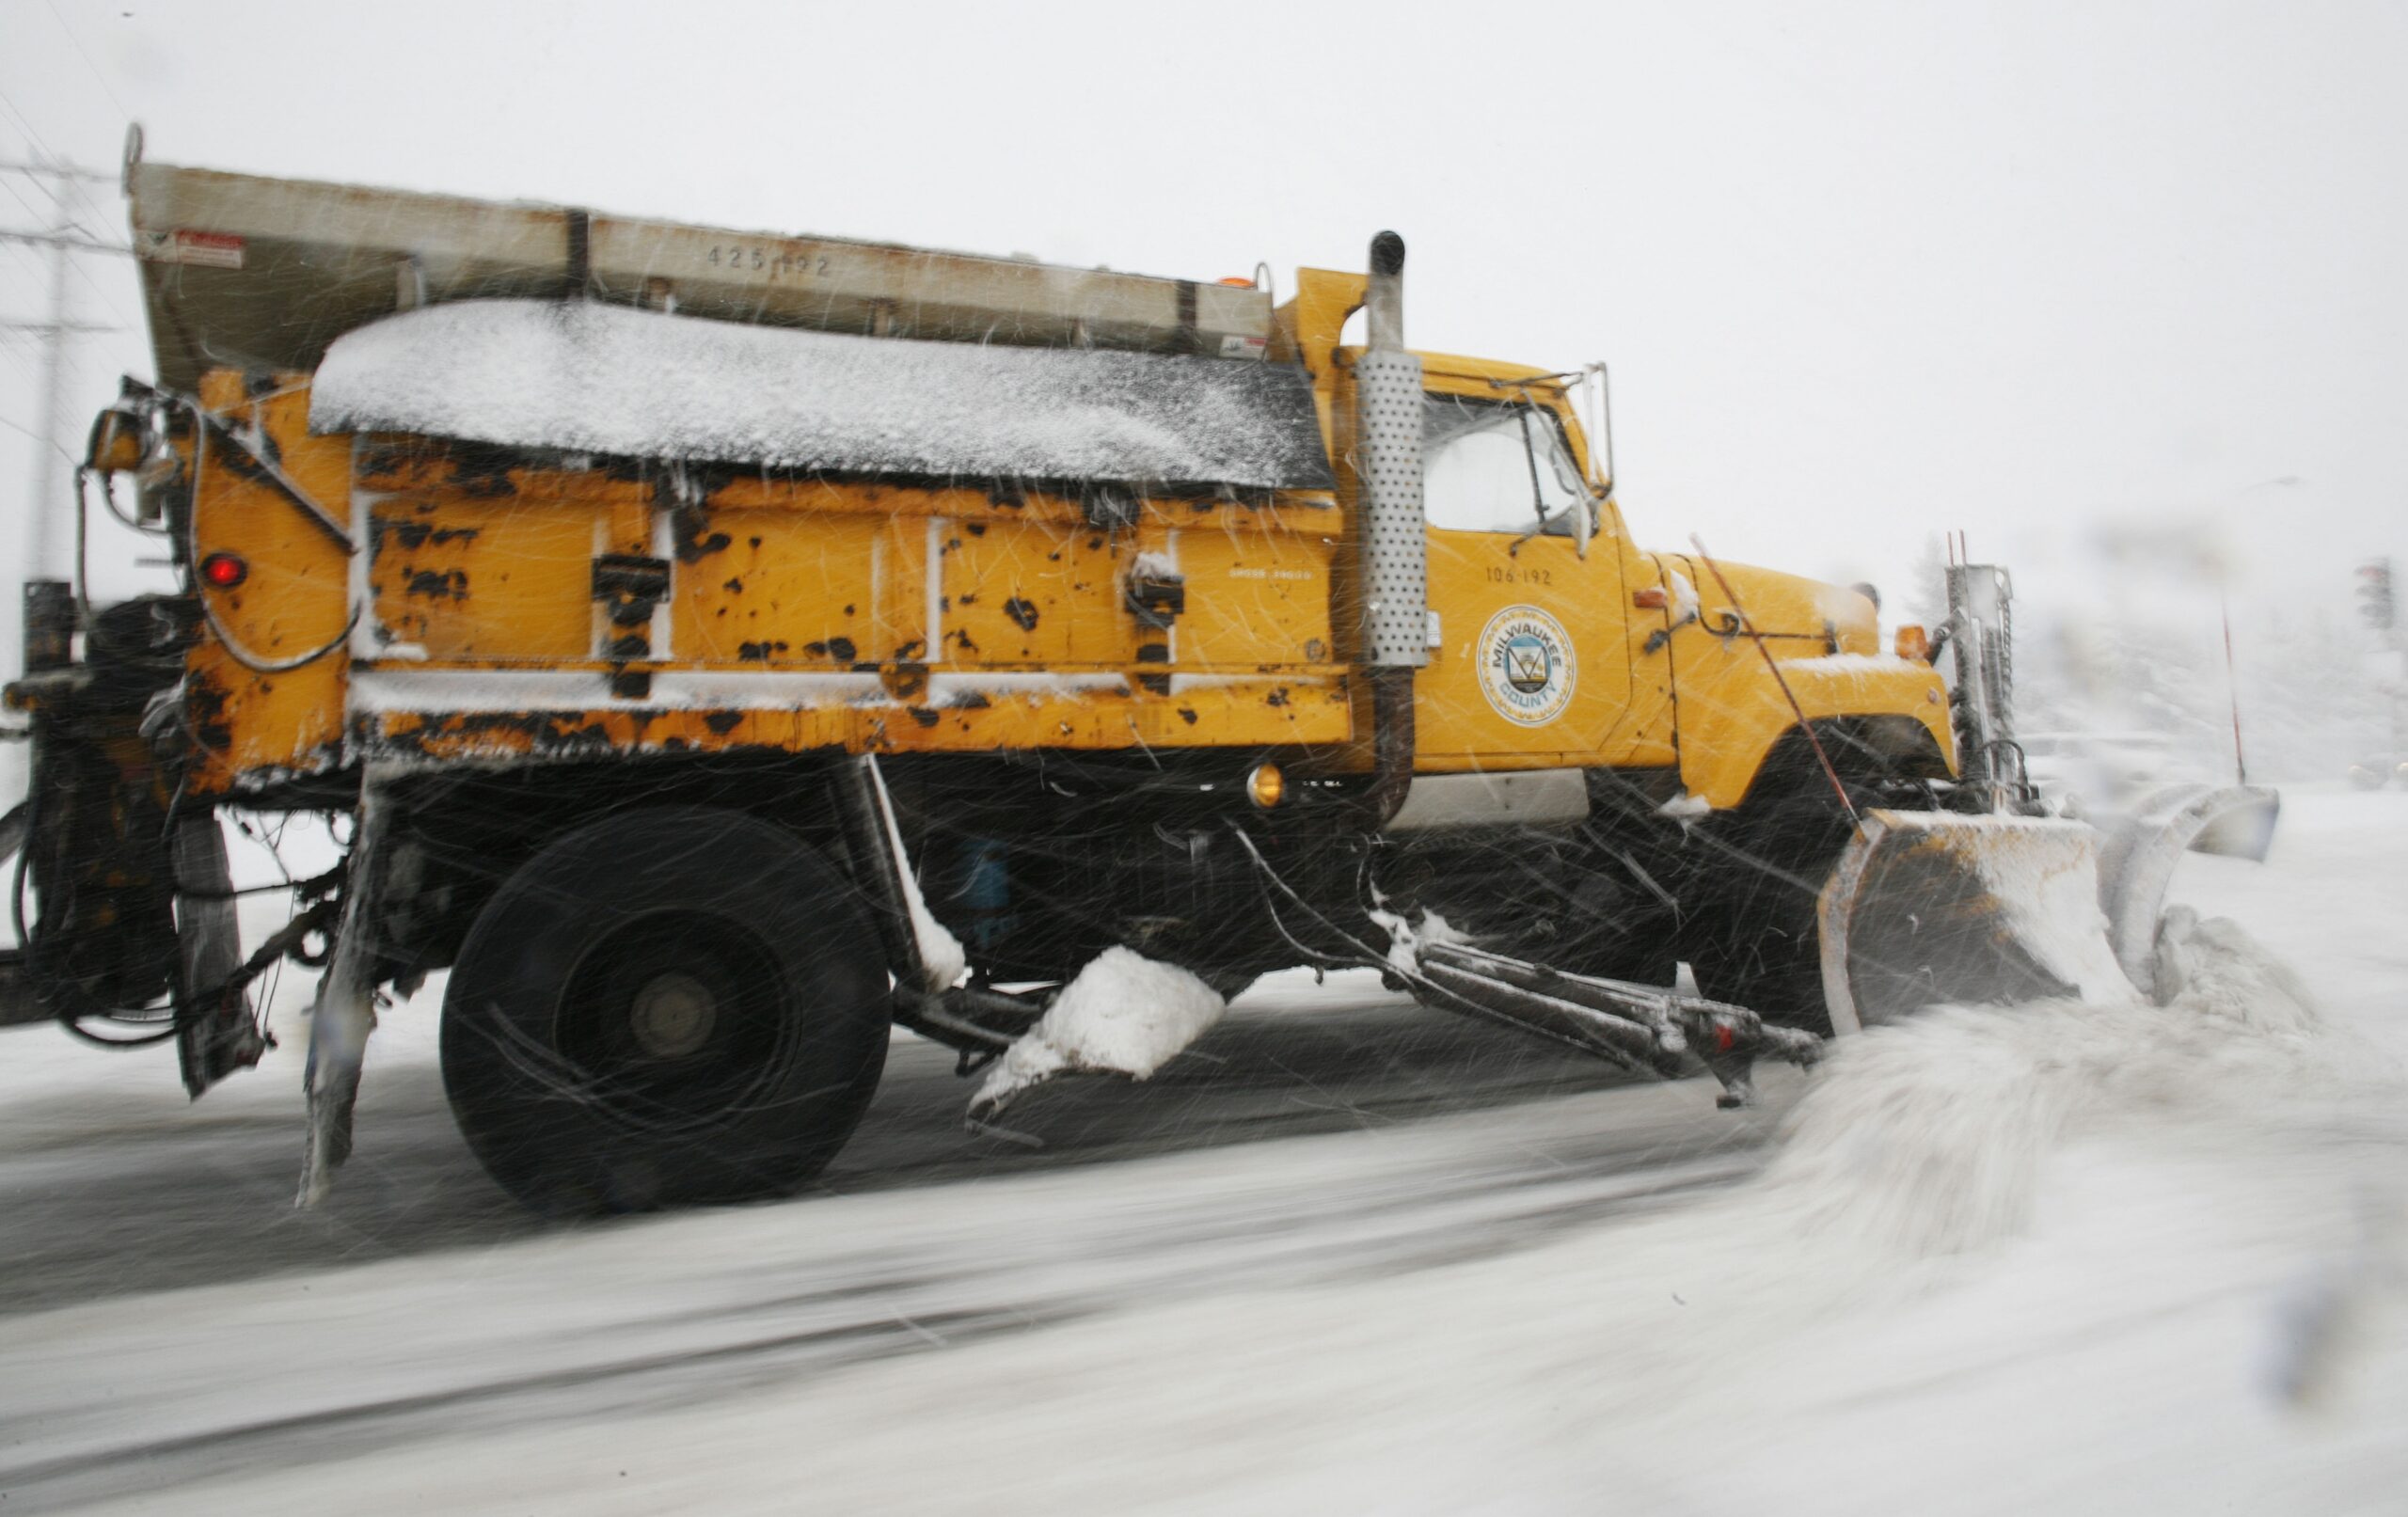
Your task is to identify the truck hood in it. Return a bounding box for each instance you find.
[1655,553,1879,653]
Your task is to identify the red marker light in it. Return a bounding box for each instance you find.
[199,552,247,590]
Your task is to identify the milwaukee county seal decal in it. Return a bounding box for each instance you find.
[1475,605,1576,726]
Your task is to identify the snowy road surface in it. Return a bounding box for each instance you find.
[1,790,2403,1513]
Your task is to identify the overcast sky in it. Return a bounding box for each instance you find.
[2,0,2401,630]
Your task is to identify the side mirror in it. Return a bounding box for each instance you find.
[84,403,148,475]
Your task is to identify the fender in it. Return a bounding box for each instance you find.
[1675,654,1954,809]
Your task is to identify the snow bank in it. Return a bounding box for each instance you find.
[311,299,1335,489]
[83,905,2393,1517]
[971,947,1226,1116]
[18,796,2406,1517]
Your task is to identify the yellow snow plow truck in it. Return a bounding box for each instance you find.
[2,149,2279,1211]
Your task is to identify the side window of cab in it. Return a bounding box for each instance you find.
[1421,394,1589,536]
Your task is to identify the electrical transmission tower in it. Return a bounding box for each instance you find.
[2,153,127,583]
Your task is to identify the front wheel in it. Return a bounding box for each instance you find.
[440,806,891,1214]
[1683,787,1861,1036]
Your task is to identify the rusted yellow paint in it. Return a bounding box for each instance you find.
[671,510,886,666]
[369,491,608,663]
[363,672,1351,764]
[159,371,1353,791]
[183,372,350,789]
[1167,504,1339,668]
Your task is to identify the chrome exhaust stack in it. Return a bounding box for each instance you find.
[1357,230,1427,672]
[1356,232,1427,822]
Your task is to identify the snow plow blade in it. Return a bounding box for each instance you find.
[1817,810,2135,1033]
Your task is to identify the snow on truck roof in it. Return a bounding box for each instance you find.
[311,298,1336,490]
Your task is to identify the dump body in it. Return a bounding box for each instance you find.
[176,364,1356,791]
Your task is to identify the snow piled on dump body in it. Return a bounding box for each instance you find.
[310,298,1336,490]
[971,947,1226,1115]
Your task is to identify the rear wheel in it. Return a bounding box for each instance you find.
[440,806,891,1214]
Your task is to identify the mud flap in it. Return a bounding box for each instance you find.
[1817,810,2134,1033]
[0,803,37,1028]
[299,777,391,1208]
[172,817,266,1096]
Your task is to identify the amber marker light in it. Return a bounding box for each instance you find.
[1247,763,1285,809]
[1894,624,1931,662]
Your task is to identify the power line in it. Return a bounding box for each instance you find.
[41,1,134,127]
[0,409,81,466]
[0,227,130,254]
[0,172,53,220]
[0,158,111,182]
[8,157,147,331]
[1,153,113,582]
[0,87,69,166]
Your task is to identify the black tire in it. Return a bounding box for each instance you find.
[440,806,891,1214]
[1684,786,1860,1036]
[1551,861,1682,988]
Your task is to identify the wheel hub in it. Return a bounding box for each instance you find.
[627,971,719,1059]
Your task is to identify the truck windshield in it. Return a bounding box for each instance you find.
[1420,394,1589,536]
